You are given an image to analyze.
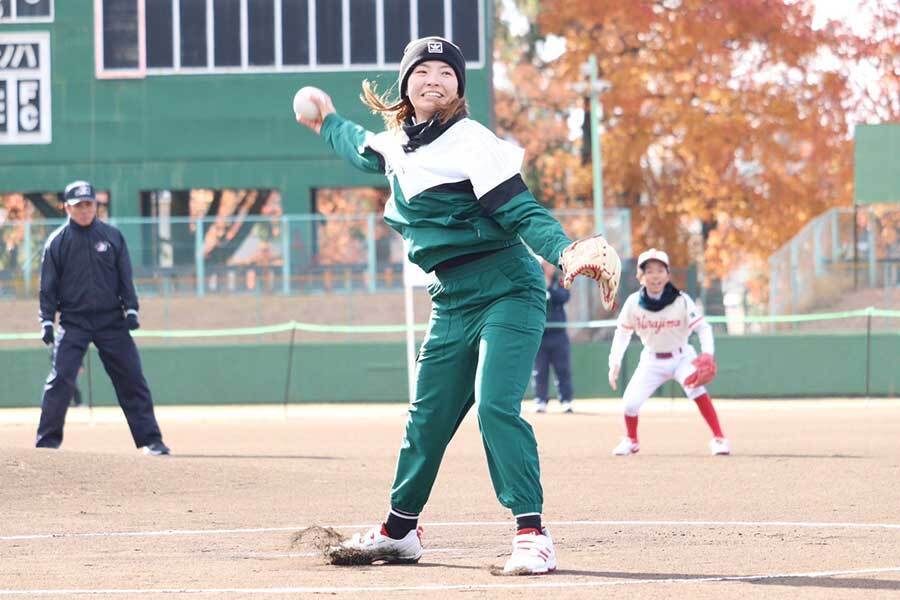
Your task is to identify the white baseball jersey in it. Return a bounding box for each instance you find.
[608,290,713,368]
[609,289,715,410]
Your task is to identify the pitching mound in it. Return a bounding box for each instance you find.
[291,525,375,566]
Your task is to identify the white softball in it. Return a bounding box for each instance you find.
[293,86,323,120]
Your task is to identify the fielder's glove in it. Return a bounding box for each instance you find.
[126,313,140,331]
[41,324,54,346]
[684,353,717,388]
[559,234,622,311]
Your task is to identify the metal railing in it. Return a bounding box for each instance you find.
[0,208,633,299]
[769,206,900,315]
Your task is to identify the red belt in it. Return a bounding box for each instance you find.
[654,349,682,359]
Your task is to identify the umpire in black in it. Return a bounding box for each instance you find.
[532,259,575,413]
[36,180,170,455]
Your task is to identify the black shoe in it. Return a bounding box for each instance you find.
[141,441,171,456]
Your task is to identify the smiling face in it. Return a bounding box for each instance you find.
[405,60,459,122]
[66,200,97,227]
[640,260,670,295]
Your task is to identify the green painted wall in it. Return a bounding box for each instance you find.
[855,123,900,205]
[3,334,898,409]
[0,3,493,215]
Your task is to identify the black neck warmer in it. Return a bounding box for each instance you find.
[402,112,466,152]
[638,282,680,312]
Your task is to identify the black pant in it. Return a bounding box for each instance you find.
[36,322,163,449]
[532,332,573,403]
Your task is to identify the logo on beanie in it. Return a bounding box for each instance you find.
[427,41,443,53]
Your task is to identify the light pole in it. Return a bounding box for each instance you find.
[583,55,609,236]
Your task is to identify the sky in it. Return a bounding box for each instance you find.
[811,0,870,31]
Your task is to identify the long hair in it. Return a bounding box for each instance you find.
[361,80,468,130]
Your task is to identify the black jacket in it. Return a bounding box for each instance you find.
[544,275,570,335]
[39,218,139,330]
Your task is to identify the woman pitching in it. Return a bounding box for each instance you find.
[295,36,619,574]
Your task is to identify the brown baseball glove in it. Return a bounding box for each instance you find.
[684,353,717,388]
[559,235,621,311]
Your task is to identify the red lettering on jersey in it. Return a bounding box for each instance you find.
[634,315,683,334]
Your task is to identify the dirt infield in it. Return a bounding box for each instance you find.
[1,400,899,599]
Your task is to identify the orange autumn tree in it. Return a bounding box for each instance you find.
[497,0,899,299]
[315,188,390,265]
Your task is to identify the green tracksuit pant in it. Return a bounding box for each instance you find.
[390,244,547,516]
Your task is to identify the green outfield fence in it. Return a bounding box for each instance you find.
[0,308,897,408]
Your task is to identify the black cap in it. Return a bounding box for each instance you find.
[399,36,466,99]
[64,181,96,205]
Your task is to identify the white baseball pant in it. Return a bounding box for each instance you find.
[622,345,707,417]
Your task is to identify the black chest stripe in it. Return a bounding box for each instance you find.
[479,174,527,215]
[425,179,475,195]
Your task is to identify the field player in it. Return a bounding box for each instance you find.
[36,181,170,456]
[607,248,730,456]
[295,37,620,574]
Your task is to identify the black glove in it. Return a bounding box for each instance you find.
[126,313,140,331]
[41,324,54,346]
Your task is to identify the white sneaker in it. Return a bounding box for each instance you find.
[611,437,639,456]
[140,442,170,456]
[503,527,557,574]
[560,401,573,414]
[332,525,423,564]
[709,437,731,456]
[533,401,548,414]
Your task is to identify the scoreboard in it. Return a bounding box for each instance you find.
[0,31,51,144]
[0,0,53,21]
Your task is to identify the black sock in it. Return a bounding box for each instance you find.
[384,507,418,539]
[516,514,542,532]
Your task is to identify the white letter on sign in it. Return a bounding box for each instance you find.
[20,105,39,131]
[19,81,39,131]
[19,81,38,105]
